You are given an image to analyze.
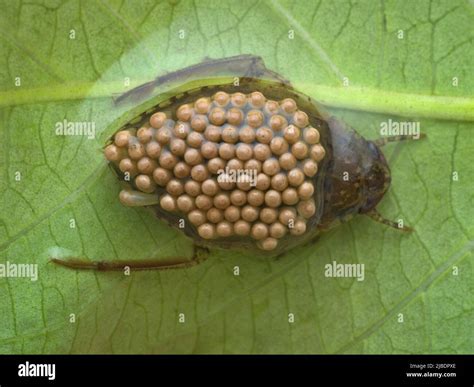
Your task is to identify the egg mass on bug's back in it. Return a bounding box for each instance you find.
[104,91,326,251]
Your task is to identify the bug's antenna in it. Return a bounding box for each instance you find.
[374,133,426,147]
[365,209,413,232]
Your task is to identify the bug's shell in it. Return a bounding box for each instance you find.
[107,80,389,256]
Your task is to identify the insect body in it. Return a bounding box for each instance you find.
[53,55,420,271]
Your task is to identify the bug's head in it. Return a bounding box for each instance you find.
[360,141,391,213]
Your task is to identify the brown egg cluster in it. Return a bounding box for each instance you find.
[104,91,326,251]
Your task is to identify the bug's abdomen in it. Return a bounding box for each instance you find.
[105,88,329,253]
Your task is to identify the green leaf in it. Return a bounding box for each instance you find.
[0,0,473,354]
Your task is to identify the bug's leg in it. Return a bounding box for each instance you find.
[115,55,291,104]
[365,209,413,232]
[373,133,426,147]
[50,245,209,271]
[119,189,160,207]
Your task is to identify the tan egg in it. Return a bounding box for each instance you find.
[114,130,131,147]
[270,137,289,156]
[128,141,146,160]
[269,115,288,132]
[290,217,307,236]
[188,209,206,226]
[214,192,231,209]
[241,205,259,222]
[213,91,230,107]
[247,110,264,128]
[191,165,209,182]
[227,190,244,207]
[176,104,194,121]
[239,126,256,143]
[258,237,278,251]
[262,158,281,176]
[298,182,315,200]
[260,207,278,224]
[231,92,247,107]
[184,148,203,165]
[234,220,251,236]
[153,167,172,186]
[236,179,252,191]
[201,179,219,196]
[219,143,236,160]
[283,125,301,144]
[227,158,244,171]
[166,179,184,196]
[209,107,227,126]
[177,194,195,213]
[297,199,316,219]
[137,157,157,174]
[287,168,305,186]
[264,100,280,115]
[104,144,124,162]
[256,127,273,144]
[207,157,226,174]
[204,125,222,142]
[236,143,254,161]
[222,125,239,143]
[159,151,178,170]
[310,144,326,161]
[201,141,219,159]
[251,222,269,240]
[195,194,213,210]
[303,159,318,177]
[194,97,211,114]
[149,112,167,129]
[119,158,137,175]
[278,207,297,226]
[169,138,186,156]
[244,159,262,174]
[160,194,177,212]
[190,115,208,132]
[253,143,271,161]
[280,98,297,114]
[269,222,287,238]
[135,174,156,193]
[271,173,289,191]
[281,188,299,205]
[264,190,282,208]
[291,141,309,159]
[198,223,216,239]
[226,107,244,126]
[217,174,236,190]
[256,173,271,190]
[137,126,153,144]
[173,122,190,139]
[278,153,297,170]
[187,131,204,148]
[303,127,320,144]
[184,180,202,197]
[156,127,172,144]
[224,205,241,222]
[247,189,265,206]
[249,91,266,108]
[145,141,162,159]
[293,110,309,128]
[216,221,234,237]
[207,208,224,223]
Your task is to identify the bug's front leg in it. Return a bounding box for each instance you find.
[51,245,209,271]
[119,189,160,207]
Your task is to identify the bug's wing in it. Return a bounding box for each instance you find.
[115,55,291,105]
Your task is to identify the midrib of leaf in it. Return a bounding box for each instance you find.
[1,81,473,121]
